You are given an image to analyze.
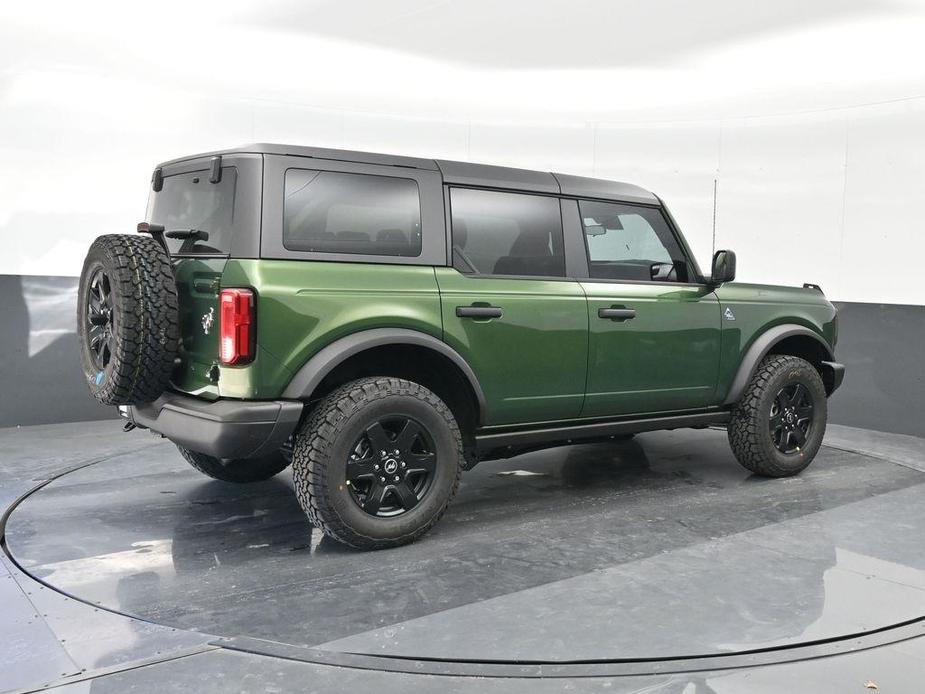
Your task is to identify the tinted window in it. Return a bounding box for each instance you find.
[579,200,690,282]
[148,168,237,255]
[283,170,422,257]
[450,188,565,277]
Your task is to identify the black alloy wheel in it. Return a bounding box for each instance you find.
[291,377,464,550]
[85,268,115,371]
[345,417,437,517]
[769,383,815,454]
[728,354,828,478]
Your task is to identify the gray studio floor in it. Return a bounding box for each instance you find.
[2,420,925,692]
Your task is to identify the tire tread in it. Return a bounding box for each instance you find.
[292,377,463,550]
[728,354,826,477]
[79,234,179,405]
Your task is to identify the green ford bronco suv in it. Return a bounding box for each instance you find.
[78,144,845,549]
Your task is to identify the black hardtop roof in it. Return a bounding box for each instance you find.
[158,143,659,204]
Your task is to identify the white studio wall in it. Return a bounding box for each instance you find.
[3,92,925,305]
[2,0,925,306]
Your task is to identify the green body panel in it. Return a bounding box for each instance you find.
[169,258,837,425]
[713,283,838,400]
[171,257,226,400]
[580,282,722,416]
[434,268,588,425]
[214,260,443,400]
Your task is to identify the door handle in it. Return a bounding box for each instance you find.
[598,307,636,321]
[456,305,503,319]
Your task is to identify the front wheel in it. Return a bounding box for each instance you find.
[728,355,827,477]
[292,377,464,550]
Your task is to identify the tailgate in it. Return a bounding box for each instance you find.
[146,162,239,398]
[171,257,227,397]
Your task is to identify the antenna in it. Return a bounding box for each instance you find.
[711,178,718,257]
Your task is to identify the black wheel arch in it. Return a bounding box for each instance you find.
[281,328,486,430]
[723,324,838,406]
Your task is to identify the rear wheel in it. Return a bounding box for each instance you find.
[292,377,464,550]
[177,445,292,483]
[728,355,827,477]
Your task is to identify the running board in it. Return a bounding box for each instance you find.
[475,411,731,454]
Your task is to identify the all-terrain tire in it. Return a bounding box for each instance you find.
[292,377,464,550]
[728,355,827,477]
[77,234,179,405]
[177,445,292,483]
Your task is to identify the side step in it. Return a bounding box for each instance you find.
[475,411,731,456]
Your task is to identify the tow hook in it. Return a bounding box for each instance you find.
[123,421,136,432]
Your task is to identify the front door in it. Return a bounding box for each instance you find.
[437,188,588,426]
[575,199,722,417]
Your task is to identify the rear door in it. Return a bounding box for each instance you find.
[436,187,588,426]
[573,199,722,417]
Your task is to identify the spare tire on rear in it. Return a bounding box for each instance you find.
[77,234,179,405]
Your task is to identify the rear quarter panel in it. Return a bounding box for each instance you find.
[217,260,442,399]
[714,282,838,401]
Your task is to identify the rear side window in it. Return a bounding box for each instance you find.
[148,168,237,255]
[579,200,690,282]
[283,170,422,257]
[450,188,565,277]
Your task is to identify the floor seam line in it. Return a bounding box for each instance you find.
[4,644,220,694]
[822,442,925,474]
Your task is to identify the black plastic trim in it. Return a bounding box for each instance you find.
[281,328,488,424]
[723,325,836,406]
[560,197,590,278]
[156,143,439,171]
[127,393,303,459]
[553,171,658,205]
[821,360,846,395]
[436,159,559,193]
[475,411,730,453]
[598,307,636,321]
[456,305,503,319]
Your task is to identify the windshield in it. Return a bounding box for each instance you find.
[146,168,237,255]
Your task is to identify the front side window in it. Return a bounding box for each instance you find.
[148,168,237,255]
[579,200,690,282]
[283,170,422,257]
[450,188,565,277]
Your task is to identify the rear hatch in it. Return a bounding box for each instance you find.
[146,165,238,398]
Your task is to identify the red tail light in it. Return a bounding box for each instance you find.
[219,288,255,365]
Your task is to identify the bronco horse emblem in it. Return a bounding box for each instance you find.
[201,307,215,335]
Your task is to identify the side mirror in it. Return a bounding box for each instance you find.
[711,249,736,285]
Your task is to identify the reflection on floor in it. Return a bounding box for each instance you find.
[1,420,925,691]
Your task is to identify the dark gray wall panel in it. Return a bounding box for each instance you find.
[828,301,925,438]
[0,274,921,437]
[0,275,114,428]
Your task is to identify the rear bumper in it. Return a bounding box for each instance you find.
[821,360,846,395]
[126,393,303,459]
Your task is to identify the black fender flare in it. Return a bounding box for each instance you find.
[280,328,487,423]
[723,324,834,406]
